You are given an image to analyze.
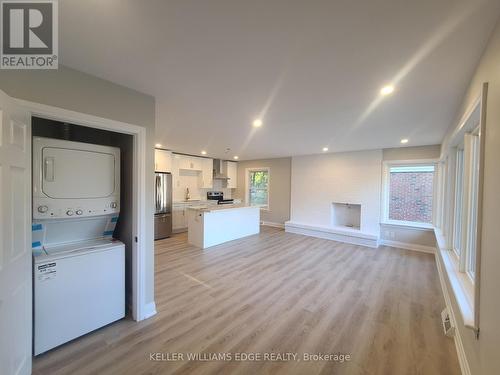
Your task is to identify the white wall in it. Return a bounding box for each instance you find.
[0,65,157,310]
[290,150,382,236]
[438,18,500,375]
[235,157,291,224]
[383,144,441,161]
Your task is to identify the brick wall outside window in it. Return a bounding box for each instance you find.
[389,171,434,223]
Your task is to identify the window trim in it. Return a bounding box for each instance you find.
[245,167,270,211]
[381,158,438,228]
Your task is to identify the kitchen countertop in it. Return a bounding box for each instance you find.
[174,198,243,205]
[187,204,258,213]
[173,199,209,203]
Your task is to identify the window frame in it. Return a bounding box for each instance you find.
[245,167,270,210]
[465,129,480,280]
[447,128,482,283]
[452,145,465,259]
[381,159,438,229]
[434,85,487,334]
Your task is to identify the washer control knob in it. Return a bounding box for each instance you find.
[66,210,74,216]
[76,209,83,215]
[38,205,48,213]
[110,202,117,209]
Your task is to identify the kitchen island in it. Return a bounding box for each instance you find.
[186,204,260,249]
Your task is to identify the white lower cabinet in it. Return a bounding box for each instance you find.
[172,204,187,232]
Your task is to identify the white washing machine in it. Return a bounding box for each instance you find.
[33,238,125,355]
[31,137,125,355]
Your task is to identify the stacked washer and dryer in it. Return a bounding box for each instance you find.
[32,137,125,355]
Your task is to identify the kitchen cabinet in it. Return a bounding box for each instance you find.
[172,203,187,232]
[226,161,238,188]
[176,154,202,171]
[173,201,213,232]
[172,154,213,190]
[155,149,172,172]
[199,158,213,189]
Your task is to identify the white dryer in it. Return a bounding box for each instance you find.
[32,137,121,220]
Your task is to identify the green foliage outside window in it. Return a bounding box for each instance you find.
[249,170,269,207]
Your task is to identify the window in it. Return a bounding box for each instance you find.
[246,168,269,209]
[434,89,486,333]
[448,131,481,281]
[453,147,464,257]
[383,162,436,226]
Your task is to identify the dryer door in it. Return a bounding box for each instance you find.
[42,147,116,199]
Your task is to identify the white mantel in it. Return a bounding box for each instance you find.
[286,150,382,247]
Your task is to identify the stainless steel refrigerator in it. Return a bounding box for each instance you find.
[154,172,172,240]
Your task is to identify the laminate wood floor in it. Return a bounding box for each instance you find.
[33,226,461,375]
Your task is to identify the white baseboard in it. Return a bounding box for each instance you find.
[141,302,157,321]
[435,251,471,375]
[379,239,436,254]
[285,221,379,248]
[172,228,187,234]
[261,221,285,229]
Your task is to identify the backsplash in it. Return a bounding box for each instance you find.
[173,171,233,202]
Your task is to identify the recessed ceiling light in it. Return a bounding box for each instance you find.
[201,150,207,155]
[380,85,395,96]
[155,143,162,148]
[252,119,263,128]
[400,138,409,144]
[233,156,239,160]
[322,147,329,152]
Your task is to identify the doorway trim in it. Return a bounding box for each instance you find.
[15,97,152,322]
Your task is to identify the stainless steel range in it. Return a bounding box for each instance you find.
[207,191,234,205]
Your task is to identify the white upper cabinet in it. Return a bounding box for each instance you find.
[171,153,213,190]
[200,158,213,189]
[155,149,172,173]
[177,154,202,171]
[227,161,238,189]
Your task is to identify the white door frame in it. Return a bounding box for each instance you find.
[14,97,149,322]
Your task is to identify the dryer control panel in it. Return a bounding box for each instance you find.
[34,198,120,219]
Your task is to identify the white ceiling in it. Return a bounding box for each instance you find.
[59,0,500,160]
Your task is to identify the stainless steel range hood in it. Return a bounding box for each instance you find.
[213,159,230,180]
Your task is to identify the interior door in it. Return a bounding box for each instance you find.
[0,91,32,375]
